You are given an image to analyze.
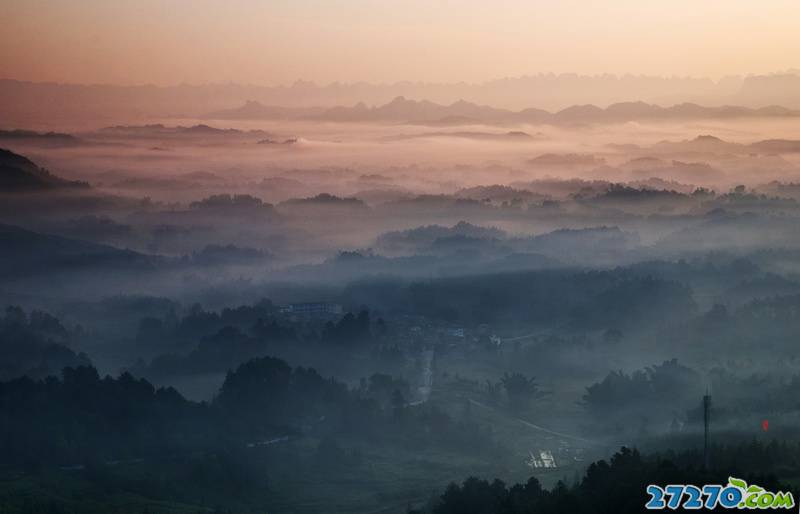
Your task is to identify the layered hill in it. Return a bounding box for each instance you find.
[0,223,157,278]
[0,148,89,191]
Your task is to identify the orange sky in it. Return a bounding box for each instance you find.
[2,0,799,86]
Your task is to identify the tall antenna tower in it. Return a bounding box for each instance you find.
[703,390,712,469]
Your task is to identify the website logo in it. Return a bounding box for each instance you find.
[645,477,795,510]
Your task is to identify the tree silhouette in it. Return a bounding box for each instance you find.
[500,372,539,412]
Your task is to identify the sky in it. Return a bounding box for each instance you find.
[2,0,799,86]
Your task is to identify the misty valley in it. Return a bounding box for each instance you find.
[4,97,800,513]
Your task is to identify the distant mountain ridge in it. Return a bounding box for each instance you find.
[203,100,325,120]
[5,73,800,122]
[646,135,800,155]
[98,123,269,137]
[0,129,81,147]
[203,97,800,125]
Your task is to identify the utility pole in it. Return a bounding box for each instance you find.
[703,390,711,470]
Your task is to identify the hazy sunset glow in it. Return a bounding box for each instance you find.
[3,0,799,85]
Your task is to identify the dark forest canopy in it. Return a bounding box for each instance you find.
[0,306,90,380]
[0,355,490,468]
[415,446,791,514]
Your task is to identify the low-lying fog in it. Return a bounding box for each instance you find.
[21,116,800,197]
[5,109,800,512]
[4,116,800,273]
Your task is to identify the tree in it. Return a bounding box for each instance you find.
[500,373,539,412]
[322,310,372,345]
